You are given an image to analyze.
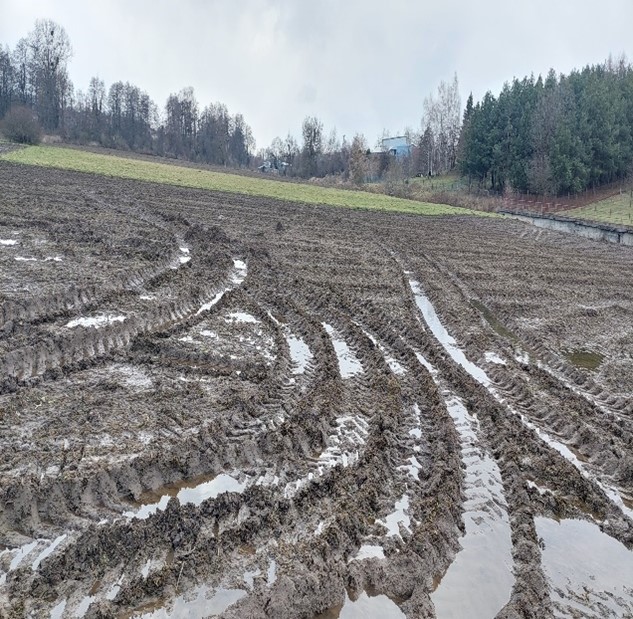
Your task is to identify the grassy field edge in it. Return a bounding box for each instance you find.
[1,145,493,217]
[562,191,633,226]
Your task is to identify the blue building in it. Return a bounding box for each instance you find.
[381,136,411,159]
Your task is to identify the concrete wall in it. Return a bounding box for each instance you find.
[501,212,633,247]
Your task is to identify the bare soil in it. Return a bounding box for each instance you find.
[0,161,632,619]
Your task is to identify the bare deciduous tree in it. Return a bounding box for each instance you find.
[27,19,73,130]
[421,73,461,175]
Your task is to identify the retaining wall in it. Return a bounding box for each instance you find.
[501,211,633,247]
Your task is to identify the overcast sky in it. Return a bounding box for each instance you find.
[2,0,633,150]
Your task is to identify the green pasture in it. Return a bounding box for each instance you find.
[1,146,490,217]
[564,191,633,226]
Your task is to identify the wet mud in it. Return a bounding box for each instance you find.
[0,161,632,618]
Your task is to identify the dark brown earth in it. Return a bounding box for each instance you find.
[0,161,632,619]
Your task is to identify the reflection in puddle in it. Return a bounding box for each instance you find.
[226,311,259,324]
[66,314,126,329]
[564,349,604,370]
[75,594,96,617]
[536,517,633,617]
[431,395,514,619]
[196,291,226,315]
[351,545,385,561]
[8,540,38,571]
[407,292,515,616]
[133,586,246,618]
[287,334,313,374]
[49,600,66,619]
[322,323,363,378]
[470,299,519,342]
[31,534,67,571]
[106,574,124,600]
[484,351,506,365]
[315,591,405,619]
[243,568,261,589]
[125,473,247,519]
[378,495,411,538]
[398,456,422,480]
[267,559,277,585]
[410,281,489,385]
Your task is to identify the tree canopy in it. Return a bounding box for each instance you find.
[459,58,633,195]
[0,20,255,167]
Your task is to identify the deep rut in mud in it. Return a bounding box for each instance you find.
[0,161,632,619]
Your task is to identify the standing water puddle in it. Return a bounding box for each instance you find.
[430,394,514,618]
[1,536,69,587]
[124,473,247,519]
[170,244,190,268]
[31,534,67,571]
[225,311,259,324]
[196,259,247,315]
[484,351,506,365]
[287,334,313,374]
[351,545,385,561]
[410,282,489,385]
[378,495,412,538]
[66,314,126,329]
[267,559,277,585]
[314,591,405,619]
[470,299,519,343]
[563,349,604,371]
[409,277,633,521]
[132,586,246,618]
[49,600,66,618]
[536,517,633,617]
[322,323,363,378]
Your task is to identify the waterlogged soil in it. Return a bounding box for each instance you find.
[0,160,632,618]
[563,349,605,371]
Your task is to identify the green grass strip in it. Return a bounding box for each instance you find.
[1,145,491,217]
[563,192,633,226]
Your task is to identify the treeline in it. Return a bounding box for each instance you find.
[0,19,255,166]
[460,57,633,195]
[261,119,409,183]
[262,76,462,182]
[261,117,366,180]
[4,19,631,196]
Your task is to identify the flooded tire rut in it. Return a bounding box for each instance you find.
[1,162,633,618]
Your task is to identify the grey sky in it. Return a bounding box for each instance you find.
[3,0,633,150]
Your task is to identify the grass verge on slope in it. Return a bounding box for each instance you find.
[563,192,633,226]
[1,145,491,217]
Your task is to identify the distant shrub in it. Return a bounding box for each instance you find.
[1,106,42,144]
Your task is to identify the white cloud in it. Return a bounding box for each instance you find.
[2,0,632,149]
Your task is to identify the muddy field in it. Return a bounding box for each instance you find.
[0,160,632,619]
